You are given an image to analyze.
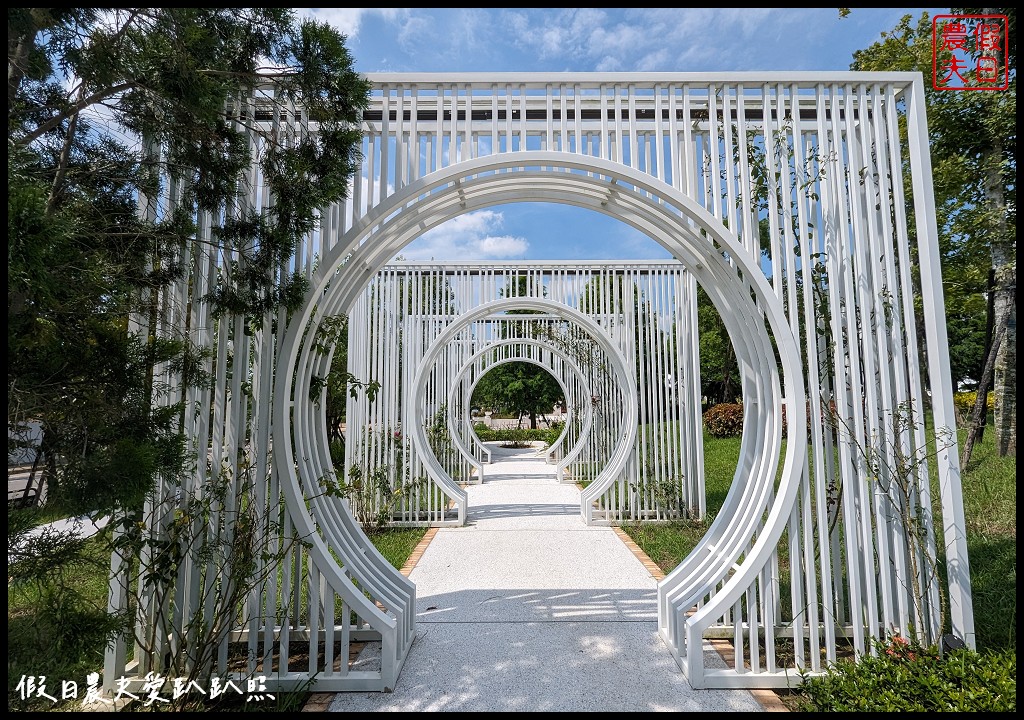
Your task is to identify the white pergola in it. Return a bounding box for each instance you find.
[345,261,704,526]
[108,72,973,693]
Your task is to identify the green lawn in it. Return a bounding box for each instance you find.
[620,423,1017,655]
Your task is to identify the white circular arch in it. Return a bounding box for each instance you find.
[272,151,807,669]
[444,332,602,481]
[407,297,638,523]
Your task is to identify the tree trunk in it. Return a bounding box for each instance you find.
[961,314,1007,468]
[985,138,1016,456]
[977,268,996,439]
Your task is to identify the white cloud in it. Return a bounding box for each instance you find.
[498,7,828,72]
[294,7,405,39]
[397,210,529,261]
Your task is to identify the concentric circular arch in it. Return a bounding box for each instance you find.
[271,150,808,682]
[408,297,637,522]
[444,336,597,478]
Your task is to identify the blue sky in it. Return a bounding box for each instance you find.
[296,7,942,262]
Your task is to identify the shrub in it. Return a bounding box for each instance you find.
[703,402,744,438]
[541,420,565,447]
[473,422,496,441]
[472,423,558,446]
[953,391,995,423]
[792,635,1016,712]
[498,427,533,448]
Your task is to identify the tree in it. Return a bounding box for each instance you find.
[477,273,564,428]
[8,7,370,692]
[9,6,370,509]
[850,9,1016,455]
[696,284,740,407]
[471,361,564,429]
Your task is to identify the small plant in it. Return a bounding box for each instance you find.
[105,460,311,711]
[702,402,744,438]
[498,427,534,448]
[826,401,956,648]
[630,475,688,518]
[792,633,1016,711]
[327,427,427,531]
[952,390,994,425]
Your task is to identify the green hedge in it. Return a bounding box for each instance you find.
[793,635,1016,712]
[473,422,563,447]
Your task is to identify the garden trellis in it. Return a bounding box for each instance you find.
[108,72,973,693]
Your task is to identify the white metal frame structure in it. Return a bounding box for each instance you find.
[109,72,972,694]
[345,261,704,526]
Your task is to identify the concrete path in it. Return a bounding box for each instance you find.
[325,443,776,713]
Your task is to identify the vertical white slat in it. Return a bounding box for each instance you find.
[545,83,554,154]
[762,83,783,297]
[651,269,671,517]
[654,84,667,186]
[410,86,420,183]
[349,133,363,232]
[518,83,528,155]
[573,83,583,156]
[854,83,900,639]
[491,83,499,158]
[627,84,639,176]
[905,77,973,647]
[735,84,756,258]
[379,84,391,203]
[600,83,611,162]
[770,83,807,671]
[461,83,472,161]
[720,86,740,252]
[823,82,868,656]
[809,83,840,662]
[707,84,723,223]
[837,84,882,649]
[668,84,682,193]
[504,83,514,154]
[395,84,406,190]
[875,86,915,634]
[448,83,458,168]
[434,83,444,173]
[559,82,568,156]
[613,84,624,165]
[687,272,705,517]
[685,87,701,208]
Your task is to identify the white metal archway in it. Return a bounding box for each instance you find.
[346,263,704,524]
[110,73,972,694]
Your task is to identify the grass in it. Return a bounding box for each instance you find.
[365,526,430,570]
[621,430,738,567]
[8,419,1012,711]
[950,425,1017,653]
[6,513,427,712]
[620,419,1017,710]
[8,529,118,712]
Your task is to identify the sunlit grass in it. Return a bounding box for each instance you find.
[365,526,429,570]
[620,421,1016,655]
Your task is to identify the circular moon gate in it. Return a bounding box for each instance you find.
[272,151,807,691]
[106,75,971,696]
[350,263,699,522]
[444,335,597,480]
[407,297,638,524]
